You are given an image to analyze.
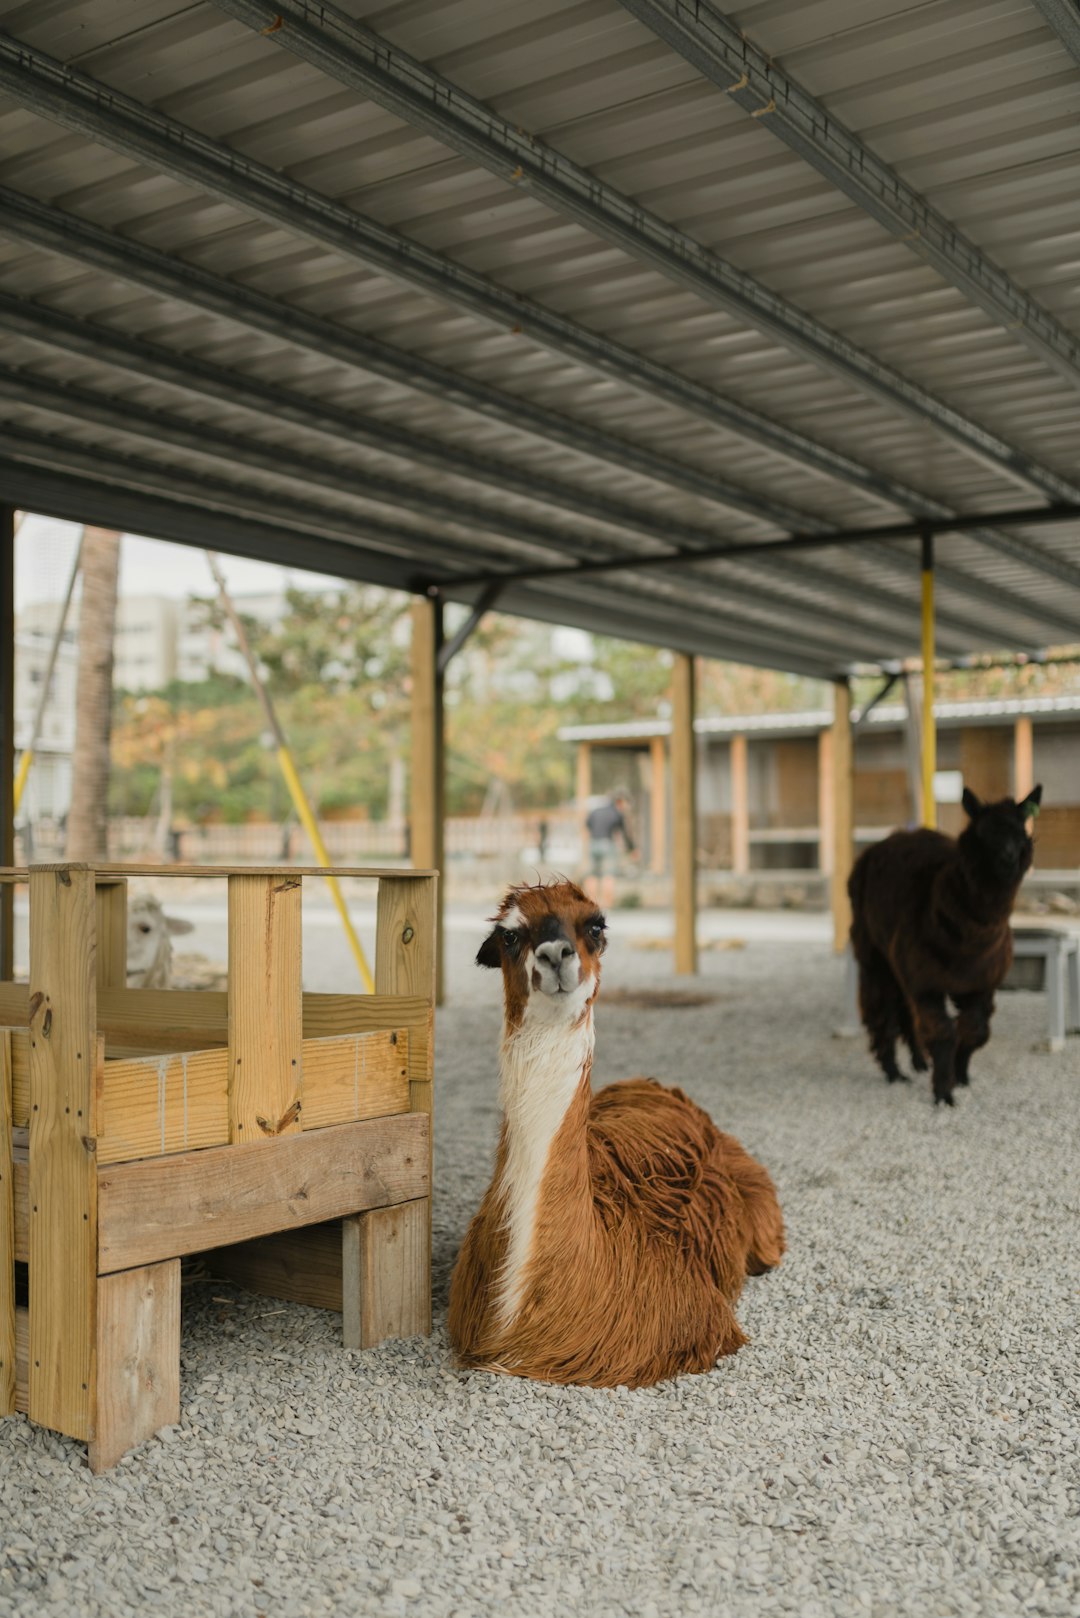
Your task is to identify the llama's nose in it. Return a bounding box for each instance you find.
[534,939,575,970]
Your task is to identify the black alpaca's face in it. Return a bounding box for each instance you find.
[961,785,1042,883]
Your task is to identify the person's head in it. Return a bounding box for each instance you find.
[612,788,631,810]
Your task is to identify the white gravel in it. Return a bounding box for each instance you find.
[2,927,1078,1618]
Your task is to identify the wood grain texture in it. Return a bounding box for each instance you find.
[2,864,436,880]
[0,1031,13,1414]
[304,995,430,1084]
[89,1260,180,1473]
[301,1031,409,1131]
[8,1029,28,1127]
[94,880,127,990]
[14,1304,27,1415]
[830,681,854,953]
[228,875,302,1142]
[207,1223,344,1312]
[98,1111,430,1273]
[98,1047,230,1165]
[12,1140,26,1262]
[28,866,98,1442]
[343,1198,431,1349]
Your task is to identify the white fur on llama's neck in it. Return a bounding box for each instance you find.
[495,975,593,1326]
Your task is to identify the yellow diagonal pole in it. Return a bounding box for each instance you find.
[205,552,374,992]
[14,532,84,812]
[921,531,936,829]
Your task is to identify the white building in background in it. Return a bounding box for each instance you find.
[13,625,79,821]
[20,594,180,693]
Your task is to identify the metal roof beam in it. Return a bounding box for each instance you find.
[0,290,1004,650]
[1033,1,1080,62]
[618,0,1080,394]
[0,369,886,663]
[208,0,1080,503]
[2,79,1077,612]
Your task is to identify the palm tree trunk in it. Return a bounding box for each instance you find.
[66,528,121,861]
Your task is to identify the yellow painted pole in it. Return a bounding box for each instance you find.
[205,551,374,993]
[920,532,936,829]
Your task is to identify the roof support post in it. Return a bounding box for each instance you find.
[411,597,445,1004]
[830,679,854,954]
[671,654,698,976]
[1014,717,1034,800]
[0,505,15,979]
[730,733,750,877]
[649,735,667,876]
[921,531,937,830]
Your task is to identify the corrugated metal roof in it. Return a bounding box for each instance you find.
[0,0,1078,674]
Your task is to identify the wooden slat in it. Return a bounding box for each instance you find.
[12,1143,26,1263]
[671,652,697,976]
[9,1029,27,1128]
[28,866,98,1441]
[96,1031,409,1164]
[228,875,302,1141]
[89,1259,180,1473]
[98,1111,430,1273]
[207,1223,344,1312]
[343,1197,431,1350]
[0,981,27,1026]
[0,864,435,880]
[14,1304,27,1415]
[303,994,431,1084]
[98,1048,229,1166]
[94,880,127,990]
[0,1030,13,1414]
[301,1030,409,1131]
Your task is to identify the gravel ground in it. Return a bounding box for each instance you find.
[2,925,1078,1617]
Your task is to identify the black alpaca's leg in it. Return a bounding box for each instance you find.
[953,990,994,1087]
[897,996,928,1073]
[914,994,957,1106]
[857,953,908,1084]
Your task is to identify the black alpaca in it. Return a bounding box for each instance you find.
[848,785,1042,1106]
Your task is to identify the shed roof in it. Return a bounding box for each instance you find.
[1,0,1079,675]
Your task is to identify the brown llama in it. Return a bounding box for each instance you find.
[848,784,1042,1106]
[448,880,785,1389]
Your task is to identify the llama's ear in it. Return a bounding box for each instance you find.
[1019,784,1043,819]
[961,787,983,819]
[475,929,503,969]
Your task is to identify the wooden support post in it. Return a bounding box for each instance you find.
[1014,716,1034,797]
[730,733,750,876]
[0,1031,13,1416]
[375,874,435,1339]
[89,1259,180,1474]
[411,599,445,1003]
[830,682,854,953]
[671,654,697,976]
[649,735,666,875]
[94,879,127,991]
[28,865,98,1441]
[0,507,14,981]
[817,728,834,876]
[343,1198,431,1349]
[227,874,303,1142]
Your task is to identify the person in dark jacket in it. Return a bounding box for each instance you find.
[585,790,635,908]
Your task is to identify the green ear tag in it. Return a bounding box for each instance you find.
[1029,802,1041,819]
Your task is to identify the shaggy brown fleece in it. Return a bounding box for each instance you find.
[448,881,785,1389]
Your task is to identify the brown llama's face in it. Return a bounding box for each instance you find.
[961,785,1043,884]
[476,880,607,1025]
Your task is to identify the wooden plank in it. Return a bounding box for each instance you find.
[28,866,98,1441]
[830,680,855,953]
[98,1111,430,1274]
[12,1142,26,1262]
[1014,716,1034,798]
[303,994,431,1085]
[89,1260,180,1473]
[0,1031,13,1414]
[671,652,698,975]
[207,1223,343,1312]
[228,875,302,1142]
[649,735,666,875]
[0,981,27,1027]
[14,1303,27,1415]
[94,880,127,991]
[343,1198,431,1349]
[730,733,750,876]
[98,1047,229,1166]
[2,864,436,880]
[410,598,445,1002]
[9,1029,27,1127]
[301,1031,409,1131]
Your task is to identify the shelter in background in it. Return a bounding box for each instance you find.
[564,695,1080,892]
[3,0,1080,979]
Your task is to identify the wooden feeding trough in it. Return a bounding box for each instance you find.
[0,862,436,1470]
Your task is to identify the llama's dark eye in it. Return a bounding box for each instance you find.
[587,916,607,941]
[499,926,524,952]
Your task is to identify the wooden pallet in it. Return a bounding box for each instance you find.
[0,863,436,1470]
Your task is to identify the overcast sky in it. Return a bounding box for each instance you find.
[15,514,344,611]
